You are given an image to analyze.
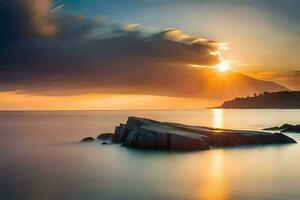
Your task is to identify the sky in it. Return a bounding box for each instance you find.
[0,0,299,110]
[60,0,300,71]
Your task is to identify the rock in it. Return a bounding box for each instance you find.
[273,133,297,143]
[102,142,109,145]
[280,123,294,130]
[112,124,127,143]
[97,133,114,140]
[264,123,300,133]
[169,134,209,151]
[110,117,296,151]
[263,126,281,131]
[281,125,300,133]
[81,137,95,142]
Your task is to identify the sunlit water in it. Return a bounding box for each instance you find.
[0,110,300,200]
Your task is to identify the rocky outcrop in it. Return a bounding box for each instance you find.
[111,124,127,143]
[264,124,300,133]
[283,125,300,133]
[81,137,95,142]
[110,117,296,151]
[97,133,114,140]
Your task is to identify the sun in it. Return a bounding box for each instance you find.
[216,60,230,72]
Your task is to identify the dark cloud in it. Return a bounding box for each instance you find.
[0,0,285,98]
[0,0,57,48]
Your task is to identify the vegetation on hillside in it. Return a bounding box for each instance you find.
[219,91,300,109]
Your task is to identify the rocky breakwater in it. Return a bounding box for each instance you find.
[110,117,296,151]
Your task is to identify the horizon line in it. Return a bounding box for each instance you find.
[0,108,211,112]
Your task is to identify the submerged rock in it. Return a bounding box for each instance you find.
[81,137,95,142]
[97,133,114,140]
[111,117,296,151]
[264,124,300,133]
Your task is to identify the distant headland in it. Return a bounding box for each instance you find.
[216,91,300,109]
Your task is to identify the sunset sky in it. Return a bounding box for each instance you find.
[0,0,299,110]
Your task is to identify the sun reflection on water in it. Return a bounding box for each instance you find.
[197,150,228,200]
[213,109,224,129]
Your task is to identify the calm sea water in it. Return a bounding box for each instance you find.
[0,110,300,200]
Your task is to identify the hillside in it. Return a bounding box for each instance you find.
[217,91,300,109]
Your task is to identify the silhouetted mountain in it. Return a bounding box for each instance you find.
[217,91,300,109]
[191,69,289,99]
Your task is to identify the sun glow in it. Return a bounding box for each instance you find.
[216,60,230,72]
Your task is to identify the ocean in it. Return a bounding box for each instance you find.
[1,110,300,200]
